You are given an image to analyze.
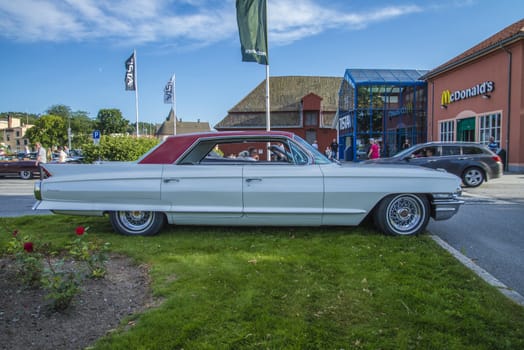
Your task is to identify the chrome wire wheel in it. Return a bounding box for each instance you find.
[374,194,429,236]
[109,211,165,236]
[119,211,153,231]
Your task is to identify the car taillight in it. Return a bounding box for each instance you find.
[492,155,502,163]
[40,167,52,179]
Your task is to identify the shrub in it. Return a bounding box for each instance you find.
[81,135,158,163]
[4,226,110,311]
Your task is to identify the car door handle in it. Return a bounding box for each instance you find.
[245,178,262,183]
[163,178,180,183]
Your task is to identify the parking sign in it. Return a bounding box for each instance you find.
[93,130,101,144]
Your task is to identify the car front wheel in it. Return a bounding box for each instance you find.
[373,194,430,236]
[462,167,484,187]
[19,170,33,180]
[109,211,165,236]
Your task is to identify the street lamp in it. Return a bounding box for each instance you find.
[67,115,72,153]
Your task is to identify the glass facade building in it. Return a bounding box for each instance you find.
[337,69,428,161]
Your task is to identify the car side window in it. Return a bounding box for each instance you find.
[288,142,309,165]
[462,146,483,155]
[413,146,438,157]
[190,139,299,165]
[442,146,460,156]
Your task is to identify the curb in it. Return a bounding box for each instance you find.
[431,235,524,306]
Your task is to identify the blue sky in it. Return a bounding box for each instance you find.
[0,0,522,129]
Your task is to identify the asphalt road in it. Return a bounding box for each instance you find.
[1,174,523,300]
[429,173,524,299]
[0,177,50,216]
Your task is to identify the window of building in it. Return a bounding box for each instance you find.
[16,131,20,137]
[338,69,428,161]
[439,120,455,141]
[304,112,318,127]
[305,130,317,145]
[479,112,501,145]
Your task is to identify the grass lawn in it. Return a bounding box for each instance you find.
[2,215,524,349]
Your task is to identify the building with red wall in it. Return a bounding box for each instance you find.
[424,18,524,172]
[215,76,341,156]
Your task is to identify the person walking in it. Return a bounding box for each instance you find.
[58,146,67,163]
[330,138,339,160]
[35,142,47,166]
[367,138,380,159]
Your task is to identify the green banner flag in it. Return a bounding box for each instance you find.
[236,0,268,65]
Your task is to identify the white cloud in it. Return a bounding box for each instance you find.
[0,0,423,46]
[269,1,422,45]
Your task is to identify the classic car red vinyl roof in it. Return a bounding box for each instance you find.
[139,130,296,164]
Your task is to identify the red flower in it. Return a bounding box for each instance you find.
[75,226,85,236]
[23,242,34,253]
[12,230,19,237]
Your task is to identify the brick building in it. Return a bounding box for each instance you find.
[424,18,524,172]
[215,76,341,155]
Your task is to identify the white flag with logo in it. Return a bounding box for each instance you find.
[164,75,175,104]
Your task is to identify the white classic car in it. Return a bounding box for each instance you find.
[33,131,463,236]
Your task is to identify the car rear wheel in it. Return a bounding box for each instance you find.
[19,170,33,180]
[109,211,165,236]
[462,167,484,187]
[373,194,430,236]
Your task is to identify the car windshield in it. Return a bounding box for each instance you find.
[293,135,332,164]
[393,145,420,158]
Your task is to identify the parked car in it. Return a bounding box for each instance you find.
[51,151,84,164]
[364,142,503,187]
[33,131,464,236]
[0,159,40,179]
[16,152,37,160]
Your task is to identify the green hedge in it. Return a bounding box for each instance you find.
[81,136,159,163]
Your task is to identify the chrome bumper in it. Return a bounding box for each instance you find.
[431,199,464,220]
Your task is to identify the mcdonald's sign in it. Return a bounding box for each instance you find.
[441,90,452,106]
[441,81,495,106]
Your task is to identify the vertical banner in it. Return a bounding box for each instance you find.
[236,0,268,65]
[125,52,136,91]
[164,76,174,104]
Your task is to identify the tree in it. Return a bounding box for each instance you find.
[70,111,95,149]
[24,115,67,148]
[96,109,129,135]
[128,121,160,136]
[0,112,38,125]
[46,105,72,119]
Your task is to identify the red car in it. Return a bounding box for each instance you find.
[0,158,40,179]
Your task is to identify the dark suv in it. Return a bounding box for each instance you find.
[364,142,503,187]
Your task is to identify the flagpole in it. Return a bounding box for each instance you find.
[134,49,140,137]
[265,0,270,132]
[172,74,176,135]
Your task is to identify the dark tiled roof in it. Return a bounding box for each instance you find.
[424,18,524,79]
[156,109,210,137]
[216,76,341,128]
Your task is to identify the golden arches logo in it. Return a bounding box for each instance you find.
[441,90,451,106]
